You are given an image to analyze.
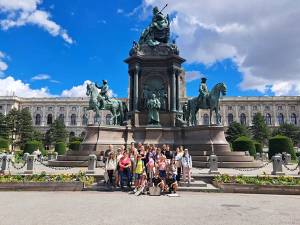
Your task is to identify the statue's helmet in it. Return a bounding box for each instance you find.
[201,77,207,82]
[153,6,159,14]
[102,80,108,84]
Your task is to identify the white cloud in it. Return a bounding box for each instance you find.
[61,80,92,97]
[0,51,8,75]
[185,71,204,83]
[143,0,300,96]
[61,80,117,98]
[31,73,50,81]
[0,76,52,97]
[117,8,124,14]
[0,0,73,44]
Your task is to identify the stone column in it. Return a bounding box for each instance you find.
[128,73,133,111]
[86,154,97,174]
[133,65,140,112]
[24,155,35,174]
[176,72,180,111]
[171,67,177,112]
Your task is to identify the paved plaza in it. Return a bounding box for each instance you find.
[0,192,299,225]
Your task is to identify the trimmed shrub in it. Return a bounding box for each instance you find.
[23,140,46,155]
[269,135,296,160]
[0,138,9,150]
[69,141,81,151]
[232,136,256,156]
[254,142,263,154]
[55,142,66,155]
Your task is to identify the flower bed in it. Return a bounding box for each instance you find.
[213,174,300,195]
[0,172,94,191]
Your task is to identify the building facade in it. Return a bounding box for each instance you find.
[0,96,299,136]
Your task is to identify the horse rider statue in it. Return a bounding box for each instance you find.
[96,80,111,108]
[199,77,209,108]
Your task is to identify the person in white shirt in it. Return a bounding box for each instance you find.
[181,149,192,184]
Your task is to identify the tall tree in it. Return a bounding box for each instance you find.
[6,108,19,146]
[46,119,68,145]
[273,123,300,145]
[251,112,270,144]
[17,108,34,148]
[226,121,251,143]
[0,113,9,139]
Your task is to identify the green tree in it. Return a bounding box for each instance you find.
[6,108,19,148]
[17,108,34,148]
[46,119,68,145]
[225,121,251,143]
[0,113,9,139]
[251,112,270,144]
[273,123,300,145]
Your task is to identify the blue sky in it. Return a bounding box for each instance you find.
[0,0,299,97]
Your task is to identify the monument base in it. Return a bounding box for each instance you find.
[49,125,262,168]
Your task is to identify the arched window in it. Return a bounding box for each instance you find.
[291,113,297,125]
[203,114,209,125]
[106,114,112,125]
[35,114,41,125]
[265,113,272,125]
[240,113,246,125]
[228,113,234,125]
[278,113,284,125]
[47,114,53,125]
[59,114,64,123]
[71,114,76,125]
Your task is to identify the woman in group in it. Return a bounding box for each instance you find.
[133,154,144,190]
[105,152,117,187]
[115,147,124,187]
[174,147,183,182]
[181,148,193,185]
[119,151,132,190]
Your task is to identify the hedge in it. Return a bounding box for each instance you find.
[23,141,46,155]
[55,142,66,155]
[254,142,263,154]
[269,135,296,160]
[69,141,81,151]
[0,138,9,150]
[232,136,256,156]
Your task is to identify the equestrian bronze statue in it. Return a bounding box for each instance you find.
[185,79,227,126]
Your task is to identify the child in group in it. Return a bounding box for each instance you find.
[165,172,178,194]
[152,172,164,190]
[157,155,167,181]
[134,173,148,196]
[146,156,156,179]
[133,155,145,190]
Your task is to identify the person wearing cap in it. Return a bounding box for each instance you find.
[199,77,209,108]
[181,148,193,185]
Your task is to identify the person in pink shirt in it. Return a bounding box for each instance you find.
[158,156,167,180]
[118,151,132,190]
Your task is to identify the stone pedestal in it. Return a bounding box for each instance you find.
[49,125,262,168]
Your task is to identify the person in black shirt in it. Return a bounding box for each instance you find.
[152,173,164,190]
[165,173,178,194]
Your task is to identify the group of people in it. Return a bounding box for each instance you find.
[104,143,193,195]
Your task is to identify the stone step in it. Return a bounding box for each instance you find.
[188,151,246,156]
[179,180,207,187]
[192,155,254,162]
[86,181,218,193]
[193,161,263,168]
[48,160,104,167]
[57,155,90,161]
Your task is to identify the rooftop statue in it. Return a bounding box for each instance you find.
[184,78,227,126]
[139,4,170,46]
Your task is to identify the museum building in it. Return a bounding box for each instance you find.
[0,95,299,137]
